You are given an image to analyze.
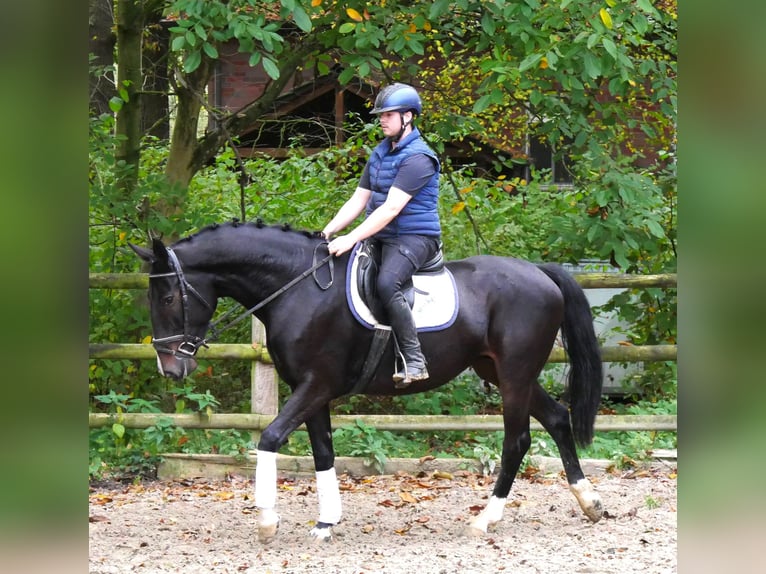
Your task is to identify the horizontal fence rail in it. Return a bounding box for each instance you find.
[89,272,677,434]
[89,342,677,364]
[89,412,677,432]
[89,272,678,290]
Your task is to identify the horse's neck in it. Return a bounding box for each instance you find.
[180,228,313,306]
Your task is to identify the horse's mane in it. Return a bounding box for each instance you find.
[174,218,323,246]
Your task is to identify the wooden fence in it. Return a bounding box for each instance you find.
[89,272,677,434]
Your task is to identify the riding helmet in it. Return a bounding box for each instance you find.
[370,83,422,116]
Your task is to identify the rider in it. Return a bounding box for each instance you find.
[322,82,441,388]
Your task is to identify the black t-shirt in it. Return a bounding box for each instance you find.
[359,154,437,196]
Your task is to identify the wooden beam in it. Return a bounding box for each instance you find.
[89,412,678,432]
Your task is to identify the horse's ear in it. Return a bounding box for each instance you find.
[151,237,168,262]
[129,238,169,265]
[129,242,155,263]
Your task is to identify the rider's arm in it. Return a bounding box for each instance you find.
[322,185,372,239]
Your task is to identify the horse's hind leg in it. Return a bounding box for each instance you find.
[529,384,603,522]
[466,385,533,536]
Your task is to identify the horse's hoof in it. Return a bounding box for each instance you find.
[257,509,280,544]
[570,479,603,523]
[309,525,334,543]
[583,498,604,523]
[258,522,279,544]
[462,525,486,537]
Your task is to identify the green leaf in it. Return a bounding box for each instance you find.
[338,66,355,84]
[184,50,202,73]
[611,242,629,269]
[586,223,599,243]
[473,93,494,114]
[292,6,312,33]
[646,218,665,238]
[481,12,496,36]
[429,0,450,19]
[602,37,617,59]
[518,53,542,72]
[637,0,656,14]
[171,35,186,52]
[339,22,355,34]
[185,30,197,47]
[262,57,280,80]
[408,38,424,55]
[108,97,123,113]
[248,52,262,67]
[545,50,558,69]
[112,423,125,439]
[583,52,601,79]
[202,42,218,59]
[632,13,649,35]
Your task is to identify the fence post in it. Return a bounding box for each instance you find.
[251,317,278,446]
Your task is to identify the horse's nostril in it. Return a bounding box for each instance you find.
[156,356,198,380]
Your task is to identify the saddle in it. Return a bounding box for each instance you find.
[346,240,457,395]
[356,239,445,321]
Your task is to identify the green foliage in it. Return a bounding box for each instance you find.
[332,420,405,474]
[89,385,251,480]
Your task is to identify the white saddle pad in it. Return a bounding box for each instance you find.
[345,243,459,332]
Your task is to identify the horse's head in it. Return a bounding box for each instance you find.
[130,238,216,379]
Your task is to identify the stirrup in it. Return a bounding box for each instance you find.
[393,365,429,388]
[391,335,428,388]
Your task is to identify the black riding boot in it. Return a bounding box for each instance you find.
[385,292,429,388]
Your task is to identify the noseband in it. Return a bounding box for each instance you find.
[149,244,334,360]
[149,248,214,359]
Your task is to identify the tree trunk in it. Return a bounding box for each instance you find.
[164,57,215,189]
[159,40,319,229]
[88,0,116,116]
[141,17,170,140]
[115,0,144,194]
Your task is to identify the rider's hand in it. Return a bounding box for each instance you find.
[327,235,355,256]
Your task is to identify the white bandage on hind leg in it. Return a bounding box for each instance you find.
[255,450,277,509]
[316,467,342,524]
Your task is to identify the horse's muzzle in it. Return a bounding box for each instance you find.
[155,348,198,379]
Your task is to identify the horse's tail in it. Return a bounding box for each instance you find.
[537,263,603,447]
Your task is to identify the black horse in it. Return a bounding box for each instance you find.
[131,220,604,543]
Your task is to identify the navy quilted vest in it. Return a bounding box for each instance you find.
[366,128,441,238]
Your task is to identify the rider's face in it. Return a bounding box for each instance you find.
[378,110,411,138]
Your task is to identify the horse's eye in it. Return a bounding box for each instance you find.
[162,295,174,306]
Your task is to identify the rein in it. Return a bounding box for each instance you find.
[150,242,334,358]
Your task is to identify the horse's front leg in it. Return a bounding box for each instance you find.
[254,388,332,544]
[305,405,342,542]
[254,449,280,544]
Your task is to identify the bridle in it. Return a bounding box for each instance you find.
[149,243,334,360]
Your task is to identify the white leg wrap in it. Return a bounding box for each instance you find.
[468,495,506,534]
[316,467,342,524]
[255,450,277,509]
